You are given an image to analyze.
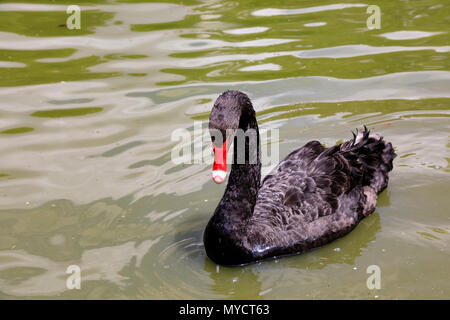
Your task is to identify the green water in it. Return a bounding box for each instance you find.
[0,0,449,299]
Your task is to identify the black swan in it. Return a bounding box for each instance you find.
[204,90,396,266]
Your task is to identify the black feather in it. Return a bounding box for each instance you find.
[204,91,397,266]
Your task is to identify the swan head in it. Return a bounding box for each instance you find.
[209,90,255,184]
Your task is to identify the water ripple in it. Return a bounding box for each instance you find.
[0,0,448,299]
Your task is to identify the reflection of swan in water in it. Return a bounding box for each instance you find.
[279,212,382,270]
[203,210,382,299]
[204,258,262,299]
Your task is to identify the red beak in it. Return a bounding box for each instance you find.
[212,138,228,184]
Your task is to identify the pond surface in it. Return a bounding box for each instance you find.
[0,0,448,299]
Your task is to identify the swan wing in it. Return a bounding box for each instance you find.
[247,140,363,250]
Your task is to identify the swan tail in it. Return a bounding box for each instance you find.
[340,126,396,194]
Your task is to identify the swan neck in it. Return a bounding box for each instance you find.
[220,113,261,221]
